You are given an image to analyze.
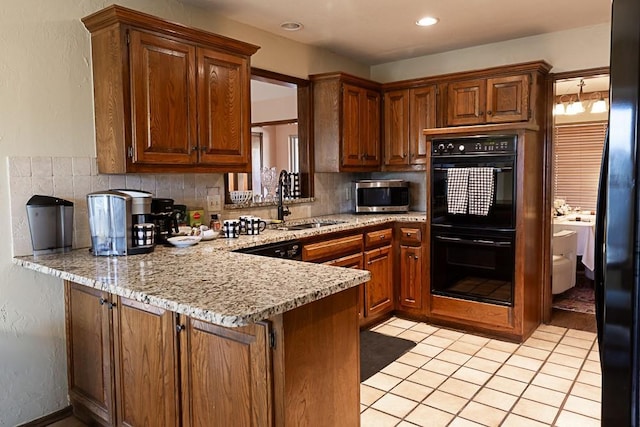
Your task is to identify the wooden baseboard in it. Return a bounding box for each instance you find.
[17,406,73,427]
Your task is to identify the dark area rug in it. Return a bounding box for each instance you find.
[552,286,595,315]
[360,330,416,381]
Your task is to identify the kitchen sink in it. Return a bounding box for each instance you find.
[276,220,347,231]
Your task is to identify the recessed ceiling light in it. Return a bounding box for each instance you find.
[280,21,304,31]
[416,16,439,27]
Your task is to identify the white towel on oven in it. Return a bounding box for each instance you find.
[447,168,469,214]
[468,167,494,216]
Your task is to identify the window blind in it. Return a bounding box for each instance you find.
[553,121,607,212]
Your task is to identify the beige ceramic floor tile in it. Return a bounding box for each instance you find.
[410,323,440,335]
[565,329,597,341]
[438,377,482,399]
[560,336,594,350]
[514,345,550,360]
[363,372,404,391]
[531,373,573,393]
[463,356,501,374]
[391,380,434,402]
[505,354,544,371]
[563,395,601,419]
[396,422,420,427]
[381,361,418,379]
[581,360,601,374]
[554,343,589,358]
[398,329,429,343]
[539,361,579,380]
[570,382,601,402]
[521,384,566,407]
[433,328,465,340]
[375,324,407,337]
[422,358,460,376]
[547,352,584,369]
[587,349,600,362]
[576,370,602,387]
[361,384,386,406]
[423,390,468,414]
[459,333,491,346]
[412,343,445,358]
[496,364,536,383]
[485,339,520,353]
[371,393,419,419]
[405,404,454,427]
[459,401,507,427]
[451,366,492,386]
[397,351,431,368]
[473,388,518,411]
[448,417,484,427]
[485,376,528,396]
[360,407,402,427]
[361,403,367,413]
[523,337,557,351]
[406,369,448,389]
[535,324,567,335]
[435,349,472,365]
[448,340,482,355]
[475,347,511,363]
[501,413,549,427]
[422,335,454,349]
[531,330,563,343]
[511,398,559,424]
[555,409,601,427]
[388,317,419,329]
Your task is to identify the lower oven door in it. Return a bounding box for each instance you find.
[431,228,515,306]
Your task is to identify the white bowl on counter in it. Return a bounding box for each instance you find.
[167,235,202,247]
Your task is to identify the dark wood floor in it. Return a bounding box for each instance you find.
[549,307,597,333]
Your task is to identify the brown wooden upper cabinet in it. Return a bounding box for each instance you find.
[82,5,259,174]
[311,73,381,172]
[384,85,436,168]
[446,74,530,126]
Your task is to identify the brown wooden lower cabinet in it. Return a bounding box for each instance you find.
[325,253,365,320]
[65,281,360,426]
[399,245,423,310]
[364,245,393,322]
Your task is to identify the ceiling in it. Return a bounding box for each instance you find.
[182,0,611,65]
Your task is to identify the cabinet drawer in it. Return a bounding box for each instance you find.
[399,227,422,245]
[303,234,363,262]
[324,253,364,269]
[364,228,393,249]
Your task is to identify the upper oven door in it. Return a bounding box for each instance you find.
[431,153,516,230]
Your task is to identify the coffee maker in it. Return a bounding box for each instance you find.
[151,198,179,243]
[87,190,155,256]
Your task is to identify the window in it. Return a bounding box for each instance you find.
[553,122,607,211]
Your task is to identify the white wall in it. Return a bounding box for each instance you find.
[0,1,367,425]
[371,23,611,82]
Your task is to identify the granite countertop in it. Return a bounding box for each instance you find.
[14,213,426,327]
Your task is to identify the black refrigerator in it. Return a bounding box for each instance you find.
[595,0,640,424]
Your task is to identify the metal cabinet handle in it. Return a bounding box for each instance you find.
[380,235,386,240]
[176,324,185,333]
[107,301,117,310]
[487,110,493,115]
[402,153,407,158]
[99,297,106,306]
[406,232,412,236]
[191,146,198,152]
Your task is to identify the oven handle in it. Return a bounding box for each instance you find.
[434,235,512,248]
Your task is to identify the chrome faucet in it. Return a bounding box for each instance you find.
[277,169,291,221]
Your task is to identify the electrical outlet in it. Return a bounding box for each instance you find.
[207,194,221,211]
[344,187,351,201]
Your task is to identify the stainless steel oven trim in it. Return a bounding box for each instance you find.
[355,179,409,189]
[355,205,409,213]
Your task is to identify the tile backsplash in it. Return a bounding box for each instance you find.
[7,157,364,256]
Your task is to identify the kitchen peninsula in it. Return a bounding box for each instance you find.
[14,214,424,426]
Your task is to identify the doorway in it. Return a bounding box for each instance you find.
[544,67,609,331]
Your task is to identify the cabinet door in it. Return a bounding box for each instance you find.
[384,89,410,166]
[486,74,530,123]
[112,298,179,427]
[446,79,486,126]
[181,319,272,427]
[325,253,366,321]
[197,47,251,168]
[409,86,436,165]
[364,245,394,318]
[361,88,381,167]
[399,245,423,310]
[65,282,115,426]
[342,83,363,167]
[129,30,197,166]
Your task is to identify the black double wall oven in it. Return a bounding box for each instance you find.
[430,135,517,306]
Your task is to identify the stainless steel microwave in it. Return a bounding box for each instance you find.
[354,180,410,213]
